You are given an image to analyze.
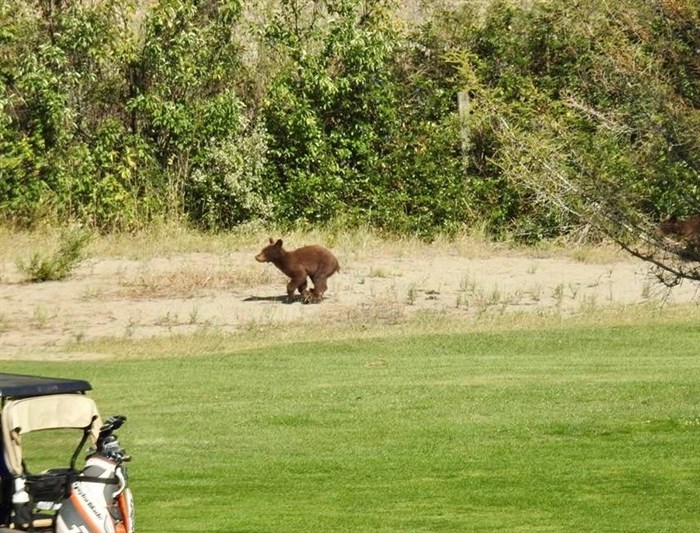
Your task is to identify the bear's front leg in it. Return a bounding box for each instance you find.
[286,276,307,303]
[298,280,309,296]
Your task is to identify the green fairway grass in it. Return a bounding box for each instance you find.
[4,322,699,531]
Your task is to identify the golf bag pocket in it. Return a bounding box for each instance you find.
[25,469,74,506]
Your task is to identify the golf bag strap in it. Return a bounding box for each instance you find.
[76,475,119,484]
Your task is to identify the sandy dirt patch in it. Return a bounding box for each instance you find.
[1,246,698,359]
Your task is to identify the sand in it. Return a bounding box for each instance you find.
[1,245,698,359]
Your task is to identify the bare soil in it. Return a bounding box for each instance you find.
[1,246,698,360]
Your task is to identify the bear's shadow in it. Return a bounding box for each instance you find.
[244,294,308,304]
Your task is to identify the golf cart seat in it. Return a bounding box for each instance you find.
[0,374,102,531]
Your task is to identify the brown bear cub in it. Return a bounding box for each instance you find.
[659,215,700,242]
[255,238,340,302]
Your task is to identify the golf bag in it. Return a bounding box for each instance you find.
[56,416,134,533]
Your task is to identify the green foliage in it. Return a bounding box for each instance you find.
[186,123,273,230]
[377,117,467,236]
[130,0,244,159]
[263,0,400,223]
[126,0,268,230]
[17,226,91,282]
[422,0,699,237]
[0,0,697,239]
[261,0,475,236]
[0,0,161,230]
[0,0,263,232]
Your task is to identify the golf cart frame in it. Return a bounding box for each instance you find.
[0,373,133,532]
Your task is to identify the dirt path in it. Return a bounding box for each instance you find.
[1,248,698,359]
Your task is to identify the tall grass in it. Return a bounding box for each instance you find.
[4,322,699,531]
[0,223,625,264]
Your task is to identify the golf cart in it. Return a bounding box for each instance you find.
[0,373,134,532]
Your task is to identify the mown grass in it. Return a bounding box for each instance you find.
[4,321,699,532]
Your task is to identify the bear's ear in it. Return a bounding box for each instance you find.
[275,239,283,247]
[268,237,274,244]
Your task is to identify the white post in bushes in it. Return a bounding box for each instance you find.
[458,90,470,166]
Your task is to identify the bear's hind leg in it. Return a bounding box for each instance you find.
[309,277,328,303]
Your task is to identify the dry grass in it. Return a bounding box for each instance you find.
[531,240,626,264]
[0,222,625,265]
[63,301,700,360]
[117,264,277,299]
[0,225,62,264]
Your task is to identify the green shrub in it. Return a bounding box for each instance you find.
[186,123,272,230]
[18,227,91,282]
[1,0,698,239]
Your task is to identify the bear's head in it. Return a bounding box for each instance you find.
[255,238,284,262]
[659,216,680,235]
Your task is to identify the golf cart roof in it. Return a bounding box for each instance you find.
[0,373,92,400]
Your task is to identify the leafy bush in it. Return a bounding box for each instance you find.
[262,0,402,224]
[186,122,272,230]
[1,0,697,240]
[18,227,91,282]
